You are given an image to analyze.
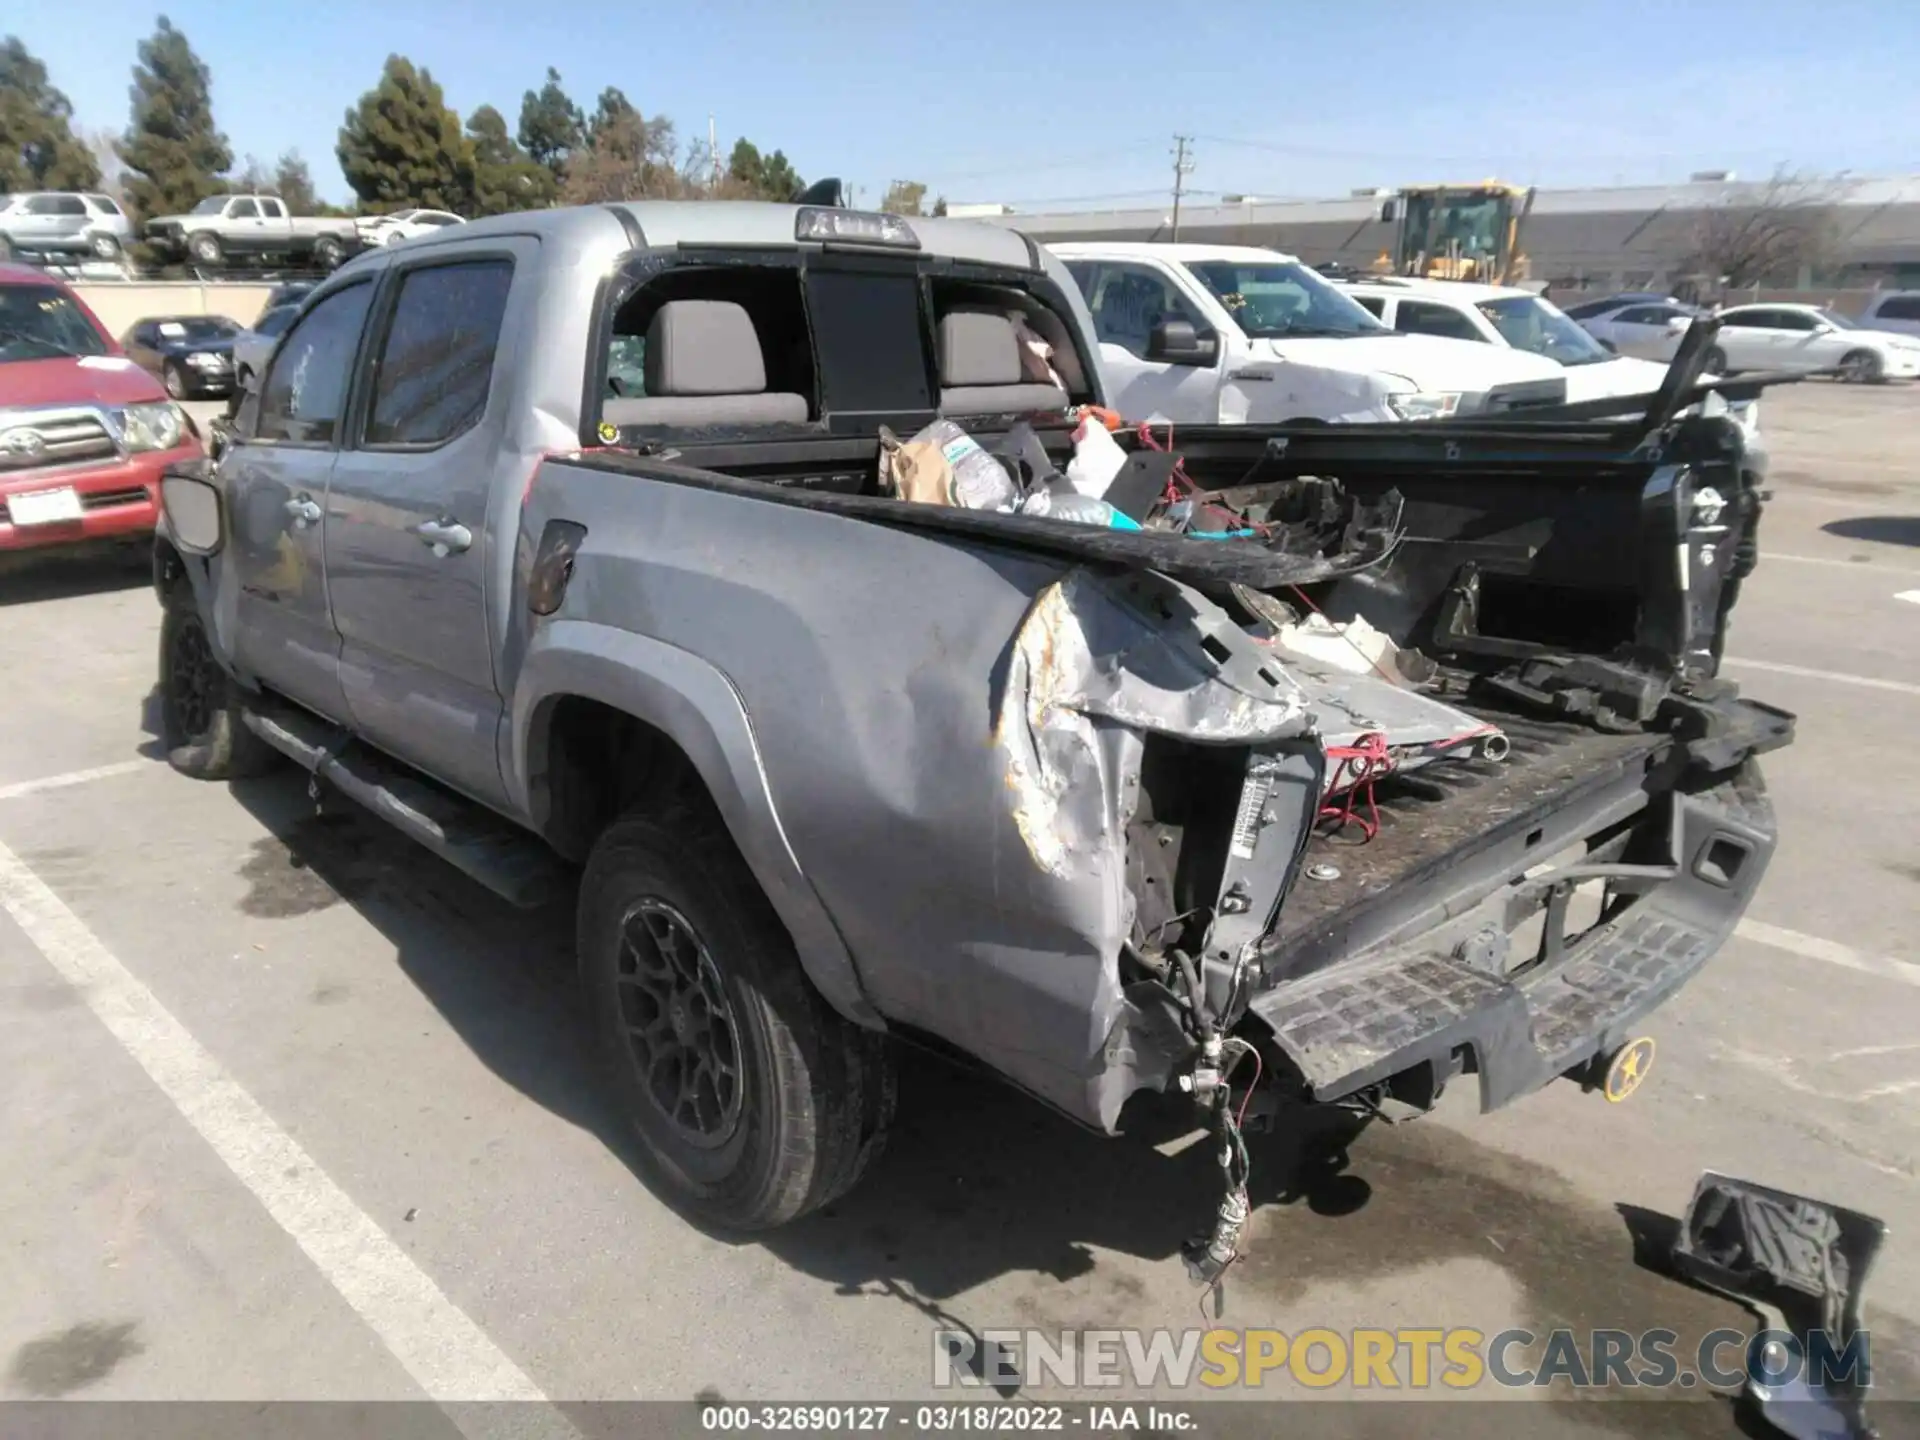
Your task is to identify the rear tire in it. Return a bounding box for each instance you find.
[1839,348,1884,384]
[1704,346,1729,375]
[158,585,277,780]
[314,235,345,270]
[164,361,188,400]
[578,807,894,1230]
[90,233,122,260]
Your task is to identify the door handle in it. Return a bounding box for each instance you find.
[284,494,322,528]
[411,517,473,555]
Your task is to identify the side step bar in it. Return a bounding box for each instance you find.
[241,702,568,909]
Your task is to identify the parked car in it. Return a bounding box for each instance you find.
[1575,300,1705,361]
[1,263,200,553]
[1559,292,1678,321]
[1338,278,1737,421]
[0,192,135,262]
[1710,303,1920,382]
[1855,290,1920,340]
[230,304,300,396]
[264,280,317,310]
[152,203,1791,1257]
[121,314,243,399]
[1051,242,1567,425]
[144,194,359,271]
[354,208,465,247]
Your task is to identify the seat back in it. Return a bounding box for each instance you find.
[937,308,1068,417]
[603,300,808,427]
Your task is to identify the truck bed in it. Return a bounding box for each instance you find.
[1265,701,1670,970]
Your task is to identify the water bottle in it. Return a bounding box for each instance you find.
[1019,489,1142,530]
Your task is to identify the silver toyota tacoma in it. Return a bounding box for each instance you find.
[152,201,1793,1273]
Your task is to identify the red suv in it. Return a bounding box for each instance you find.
[1,263,203,552]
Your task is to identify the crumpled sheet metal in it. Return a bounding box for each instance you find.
[997,569,1312,878]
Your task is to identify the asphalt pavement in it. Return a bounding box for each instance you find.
[0,383,1915,1436]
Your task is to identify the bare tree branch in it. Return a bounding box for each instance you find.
[1683,170,1850,292]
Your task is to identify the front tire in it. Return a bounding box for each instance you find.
[1839,348,1884,384]
[158,586,276,780]
[90,232,122,260]
[1704,345,1729,375]
[187,232,222,267]
[578,808,894,1229]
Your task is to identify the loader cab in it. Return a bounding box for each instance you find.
[1379,184,1533,285]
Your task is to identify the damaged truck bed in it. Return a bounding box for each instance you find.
[157,201,1794,1262]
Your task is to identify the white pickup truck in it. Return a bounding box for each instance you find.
[145,194,360,272]
[1051,242,1568,424]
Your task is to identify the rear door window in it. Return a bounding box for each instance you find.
[1875,295,1920,321]
[1394,300,1484,342]
[364,260,513,446]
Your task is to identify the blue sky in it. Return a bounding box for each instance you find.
[14,0,1920,210]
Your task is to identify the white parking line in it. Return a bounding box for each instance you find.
[1762,553,1920,577]
[1724,657,1920,697]
[1736,918,1920,990]
[0,836,573,1432]
[0,760,148,803]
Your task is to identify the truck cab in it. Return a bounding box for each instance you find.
[1051,242,1567,425]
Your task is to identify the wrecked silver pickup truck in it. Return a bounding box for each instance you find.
[152,201,1793,1267]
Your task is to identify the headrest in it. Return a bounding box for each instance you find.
[645,300,768,396]
[938,309,1023,388]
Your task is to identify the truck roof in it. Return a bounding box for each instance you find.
[1339,276,1532,304]
[372,201,1043,275]
[1047,241,1306,264]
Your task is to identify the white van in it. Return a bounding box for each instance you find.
[1049,242,1567,425]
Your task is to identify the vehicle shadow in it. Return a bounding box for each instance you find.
[0,547,151,607]
[1821,515,1920,548]
[218,770,1779,1393]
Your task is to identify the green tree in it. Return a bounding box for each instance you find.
[517,66,583,180]
[336,55,472,213]
[466,104,552,215]
[726,138,802,201]
[272,151,322,214]
[0,36,101,192]
[880,179,928,216]
[116,16,231,223]
[563,89,680,204]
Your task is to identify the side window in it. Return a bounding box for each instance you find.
[1718,311,1765,328]
[90,196,125,217]
[256,283,374,444]
[1773,310,1820,332]
[1086,263,1206,358]
[228,199,259,220]
[1615,306,1663,325]
[1880,296,1920,321]
[25,196,66,216]
[1394,300,1483,343]
[1062,261,1097,298]
[365,260,513,447]
[1351,295,1386,318]
[260,199,286,218]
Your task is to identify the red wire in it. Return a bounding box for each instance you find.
[1318,731,1393,841]
[1234,1046,1264,1129]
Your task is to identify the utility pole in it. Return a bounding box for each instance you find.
[1171,135,1194,241]
[709,113,721,190]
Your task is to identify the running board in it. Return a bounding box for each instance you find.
[240,703,568,909]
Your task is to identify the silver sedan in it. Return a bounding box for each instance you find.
[1577,301,1701,361]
